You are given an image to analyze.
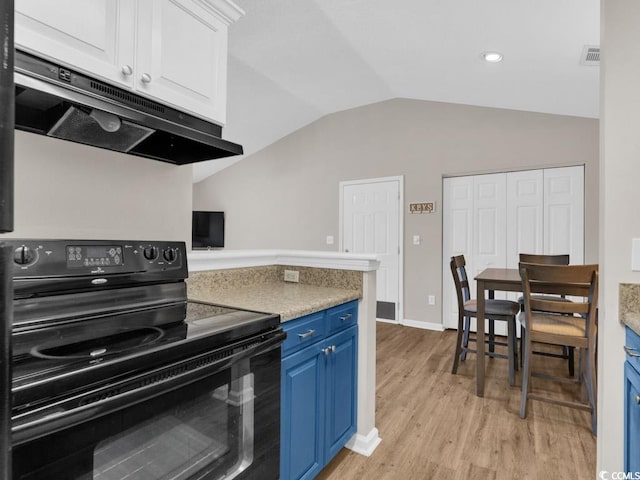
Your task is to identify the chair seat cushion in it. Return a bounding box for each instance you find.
[464,299,520,316]
[518,311,586,337]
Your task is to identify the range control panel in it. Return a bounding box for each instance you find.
[7,240,187,294]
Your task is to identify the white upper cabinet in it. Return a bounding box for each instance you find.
[15,0,243,125]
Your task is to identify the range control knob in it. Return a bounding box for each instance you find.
[143,246,159,261]
[162,247,178,263]
[14,246,36,265]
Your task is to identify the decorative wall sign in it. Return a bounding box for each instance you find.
[409,201,435,214]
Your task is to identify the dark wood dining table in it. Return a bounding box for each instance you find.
[474,267,592,397]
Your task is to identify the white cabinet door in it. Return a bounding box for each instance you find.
[136,0,229,124]
[544,166,585,263]
[15,0,135,89]
[15,0,237,124]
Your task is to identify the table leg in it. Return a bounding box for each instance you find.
[476,279,485,396]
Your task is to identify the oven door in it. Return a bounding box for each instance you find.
[12,331,284,480]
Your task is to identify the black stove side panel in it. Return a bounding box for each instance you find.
[0,0,15,478]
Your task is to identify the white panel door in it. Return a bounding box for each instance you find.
[473,174,507,277]
[544,166,584,263]
[342,178,401,322]
[506,169,544,268]
[442,176,474,329]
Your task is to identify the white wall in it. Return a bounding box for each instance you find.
[6,131,193,241]
[598,0,640,473]
[194,98,599,327]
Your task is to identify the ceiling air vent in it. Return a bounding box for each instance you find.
[580,45,600,66]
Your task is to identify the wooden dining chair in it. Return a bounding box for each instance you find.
[518,253,575,376]
[518,262,598,434]
[450,255,520,386]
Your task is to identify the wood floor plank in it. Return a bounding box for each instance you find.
[315,323,595,480]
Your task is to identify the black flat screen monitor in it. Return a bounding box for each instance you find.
[192,211,224,248]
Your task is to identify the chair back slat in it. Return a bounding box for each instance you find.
[519,253,570,265]
[450,255,471,308]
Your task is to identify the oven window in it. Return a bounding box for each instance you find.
[93,372,253,480]
[13,360,258,480]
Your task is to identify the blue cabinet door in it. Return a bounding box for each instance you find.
[625,361,640,475]
[281,342,325,480]
[324,325,358,461]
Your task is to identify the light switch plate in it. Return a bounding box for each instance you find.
[326,235,334,245]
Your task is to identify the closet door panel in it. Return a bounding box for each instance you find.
[442,176,474,330]
[506,170,544,268]
[544,166,584,263]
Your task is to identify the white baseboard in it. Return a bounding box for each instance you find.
[345,428,382,457]
[401,318,445,331]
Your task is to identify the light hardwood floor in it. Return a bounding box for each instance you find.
[316,323,596,480]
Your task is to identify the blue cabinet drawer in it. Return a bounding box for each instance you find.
[626,327,640,373]
[326,300,358,336]
[282,311,326,356]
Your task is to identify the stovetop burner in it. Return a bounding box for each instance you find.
[12,300,279,411]
[31,326,166,360]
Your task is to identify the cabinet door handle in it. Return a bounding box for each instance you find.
[141,73,152,84]
[121,65,133,76]
[636,395,640,405]
[340,314,353,322]
[322,347,331,356]
[624,346,640,357]
[297,329,316,339]
[331,345,336,353]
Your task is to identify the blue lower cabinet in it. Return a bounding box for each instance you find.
[280,302,358,480]
[625,362,640,475]
[281,343,325,480]
[625,327,640,475]
[325,326,358,461]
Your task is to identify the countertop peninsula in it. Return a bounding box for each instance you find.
[189,281,360,321]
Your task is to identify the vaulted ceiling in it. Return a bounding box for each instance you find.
[192,0,600,182]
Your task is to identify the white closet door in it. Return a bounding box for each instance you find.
[442,176,474,330]
[472,174,507,277]
[543,166,584,263]
[506,170,544,268]
[442,166,584,334]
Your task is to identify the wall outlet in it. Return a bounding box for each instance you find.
[284,269,299,282]
[326,235,334,245]
[428,295,436,305]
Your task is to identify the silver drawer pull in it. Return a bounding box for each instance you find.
[340,314,353,322]
[624,345,640,357]
[298,329,316,339]
[322,347,331,355]
[636,395,640,405]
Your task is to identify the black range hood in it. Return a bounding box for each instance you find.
[14,50,243,165]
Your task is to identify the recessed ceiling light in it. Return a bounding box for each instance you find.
[482,51,503,63]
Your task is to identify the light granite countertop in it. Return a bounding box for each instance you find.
[188,281,361,322]
[619,283,640,335]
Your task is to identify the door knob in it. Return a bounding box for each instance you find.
[141,73,152,84]
[121,65,133,76]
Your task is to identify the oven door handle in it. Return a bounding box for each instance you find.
[13,329,286,445]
